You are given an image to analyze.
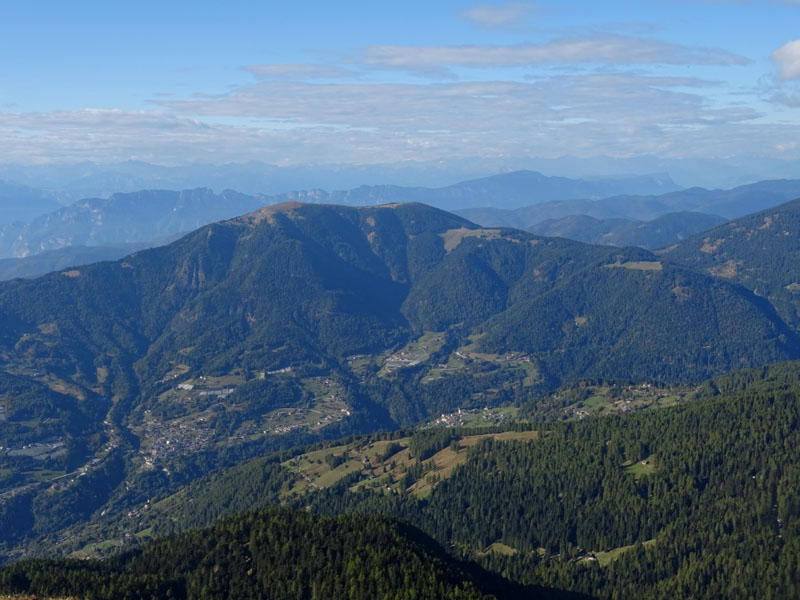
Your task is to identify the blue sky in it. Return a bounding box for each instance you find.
[1,0,799,168]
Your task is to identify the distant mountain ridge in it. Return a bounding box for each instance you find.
[0,171,680,260]
[457,179,800,229]
[527,212,728,250]
[277,170,682,211]
[0,188,269,258]
[0,180,62,226]
[0,159,686,199]
[3,172,798,265]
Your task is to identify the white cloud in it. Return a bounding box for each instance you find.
[0,67,793,167]
[462,2,537,29]
[0,110,222,164]
[361,36,748,73]
[147,73,780,162]
[773,40,800,80]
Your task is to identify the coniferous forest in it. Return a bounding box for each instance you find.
[3,361,800,598]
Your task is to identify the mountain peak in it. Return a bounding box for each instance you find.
[234,201,307,226]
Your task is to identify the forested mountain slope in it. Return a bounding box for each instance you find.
[2,201,800,568]
[11,361,800,600]
[0,241,183,281]
[160,362,800,600]
[663,197,800,329]
[0,507,578,600]
[1,201,794,413]
[300,364,800,600]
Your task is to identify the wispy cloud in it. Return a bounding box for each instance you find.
[462,2,537,29]
[771,91,800,106]
[773,40,800,80]
[0,69,794,166]
[361,36,749,74]
[145,73,782,161]
[244,63,356,80]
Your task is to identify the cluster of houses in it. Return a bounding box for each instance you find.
[139,412,214,465]
[433,407,510,427]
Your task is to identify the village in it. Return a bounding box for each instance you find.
[543,382,689,420]
[137,410,215,467]
[134,372,352,465]
[430,406,516,428]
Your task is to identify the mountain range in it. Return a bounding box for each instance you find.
[457,178,800,229]
[276,170,682,211]
[2,172,800,270]
[2,199,800,556]
[0,201,793,409]
[0,188,268,259]
[0,171,679,261]
[2,155,798,197]
[4,195,800,597]
[0,181,62,226]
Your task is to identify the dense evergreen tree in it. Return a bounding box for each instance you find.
[0,508,572,600]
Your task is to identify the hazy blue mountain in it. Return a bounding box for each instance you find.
[528,215,637,242]
[457,179,800,229]
[645,179,800,219]
[0,188,269,258]
[6,174,795,263]
[0,180,62,226]
[0,160,681,200]
[0,172,681,260]
[456,198,652,228]
[278,170,682,211]
[527,212,727,250]
[2,155,798,198]
[0,236,183,281]
[518,154,800,189]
